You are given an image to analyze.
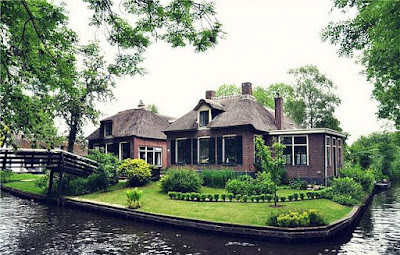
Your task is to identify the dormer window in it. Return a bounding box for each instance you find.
[199,110,210,127]
[104,121,112,137]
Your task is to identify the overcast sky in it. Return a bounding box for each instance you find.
[59,0,385,144]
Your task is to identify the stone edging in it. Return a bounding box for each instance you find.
[0,185,374,242]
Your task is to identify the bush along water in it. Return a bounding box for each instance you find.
[126,188,143,209]
[266,209,326,228]
[160,168,203,193]
[117,159,152,187]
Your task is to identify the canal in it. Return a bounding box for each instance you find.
[1,182,399,255]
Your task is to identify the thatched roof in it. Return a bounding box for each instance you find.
[87,108,174,140]
[165,95,301,132]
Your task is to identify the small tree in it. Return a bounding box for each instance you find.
[255,136,286,206]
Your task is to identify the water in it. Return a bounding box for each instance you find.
[1,182,399,255]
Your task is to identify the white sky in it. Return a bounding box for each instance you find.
[58,0,386,144]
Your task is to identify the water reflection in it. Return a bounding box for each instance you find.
[1,182,399,255]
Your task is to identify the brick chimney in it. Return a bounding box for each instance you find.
[205,90,216,99]
[275,96,284,130]
[241,82,252,95]
[138,100,145,108]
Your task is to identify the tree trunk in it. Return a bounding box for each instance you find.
[67,121,78,153]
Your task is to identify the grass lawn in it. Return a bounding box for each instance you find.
[76,182,352,226]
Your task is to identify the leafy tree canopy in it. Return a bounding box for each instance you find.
[322,0,400,128]
[215,84,240,97]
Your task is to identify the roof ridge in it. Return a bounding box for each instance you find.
[212,94,256,101]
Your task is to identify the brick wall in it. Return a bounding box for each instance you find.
[133,137,168,168]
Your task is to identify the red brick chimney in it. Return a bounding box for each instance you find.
[275,97,284,130]
[206,90,216,99]
[241,82,252,95]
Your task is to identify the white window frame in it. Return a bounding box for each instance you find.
[175,138,187,164]
[105,143,112,155]
[93,144,100,151]
[119,142,130,161]
[138,146,162,167]
[222,134,237,164]
[104,122,112,137]
[279,135,309,166]
[198,136,211,164]
[326,136,331,167]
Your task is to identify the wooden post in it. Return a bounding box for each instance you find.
[2,149,7,170]
[47,169,54,201]
[57,153,66,198]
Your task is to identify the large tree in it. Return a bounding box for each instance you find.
[0,0,223,148]
[288,65,342,130]
[322,0,400,128]
[215,84,240,97]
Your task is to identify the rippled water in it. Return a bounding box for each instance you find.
[1,182,399,255]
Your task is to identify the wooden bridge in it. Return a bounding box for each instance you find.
[0,148,99,197]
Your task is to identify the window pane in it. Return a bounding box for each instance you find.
[224,137,236,164]
[121,143,130,160]
[177,140,186,164]
[333,139,336,146]
[326,137,330,145]
[283,146,293,165]
[281,137,292,145]
[147,147,154,151]
[155,152,162,166]
[327,147,331,166]
[139,151,146,161]
[147,151,154,165]
[106,144,114,154]
[294,136,306,144]
[154,147,162,152]
[139,146,146,151]
[105,122,112,136]
[199,138,210,164]
[294,146,307,165]
[199,111,209,127]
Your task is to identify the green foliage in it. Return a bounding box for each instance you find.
[348,132,400,180]
[213,194,219,202]
[201,169,236,188]
[126,188,143,209]
[293,193,299,201]
[227,193,234,202]
[160,168,202,193]
[280,196,286,202]
[168,191,176,199]
[289,176,308,190]
[225,173,275,196]
[250,195,256,202]
[331,177,365,206]
[267,209,326,227]
[235,194,242,202]
[221,193,227,201]
[117,159,152,186]
[299,193,305,200]
[215,84,241,97]
[207,194,213,202]
[266,194,273,202]
[146,104,159,114]
[288,195,294,202]
[288,65,342,130]
[0,170,13,183]
[340,165,375,192]
[0,171,40,183]
[322,1,400,127]
[242,195,248,202]
[87,150,120,184]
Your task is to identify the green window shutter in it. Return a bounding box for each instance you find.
[236,136,243,164]
[217,137,223,164]
[209,137,215,164]
[192,139,198,165]
[171,140,176,165]
[185,139,192,164]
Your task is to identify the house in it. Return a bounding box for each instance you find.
[87,101,175,168]
[164,82,345,185]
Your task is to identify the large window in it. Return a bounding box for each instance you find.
[326,136,331,167]
[104,122,112,137]
[176,139,186,164]
[199,110,209,127]
[119,142,130,161]
[224,136,237,164]
[139,146,162,166]
[280,136,308,166]
[199,137,210,164]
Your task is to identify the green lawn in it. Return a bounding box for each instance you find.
[76,182,352,226]
[3,179,45,195]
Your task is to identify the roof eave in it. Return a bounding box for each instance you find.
[268,128,347,138]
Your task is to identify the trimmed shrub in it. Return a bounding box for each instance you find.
[235,194,242,202]
[288,195,293,202]
[293,193,299,201]
[168,191,176,199]
[213,194,220,202]
[126,188,143,209]
[266,209,326,227]
[266,194,273,202]
[225,172,274,195]
[250,195,256,202]
[118,159,151,186]
[299,193,305,200]
[201,194,207,202]
[228,193,234,202]
[255,195,260,202]
[201,169,236,188]
[306,192,313,199]
[207,194,213,202]
[259,194,266,202]
[280,196,286,202]
[160,168,203,193]
[221,193,227,202]
[242,195,248,202]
